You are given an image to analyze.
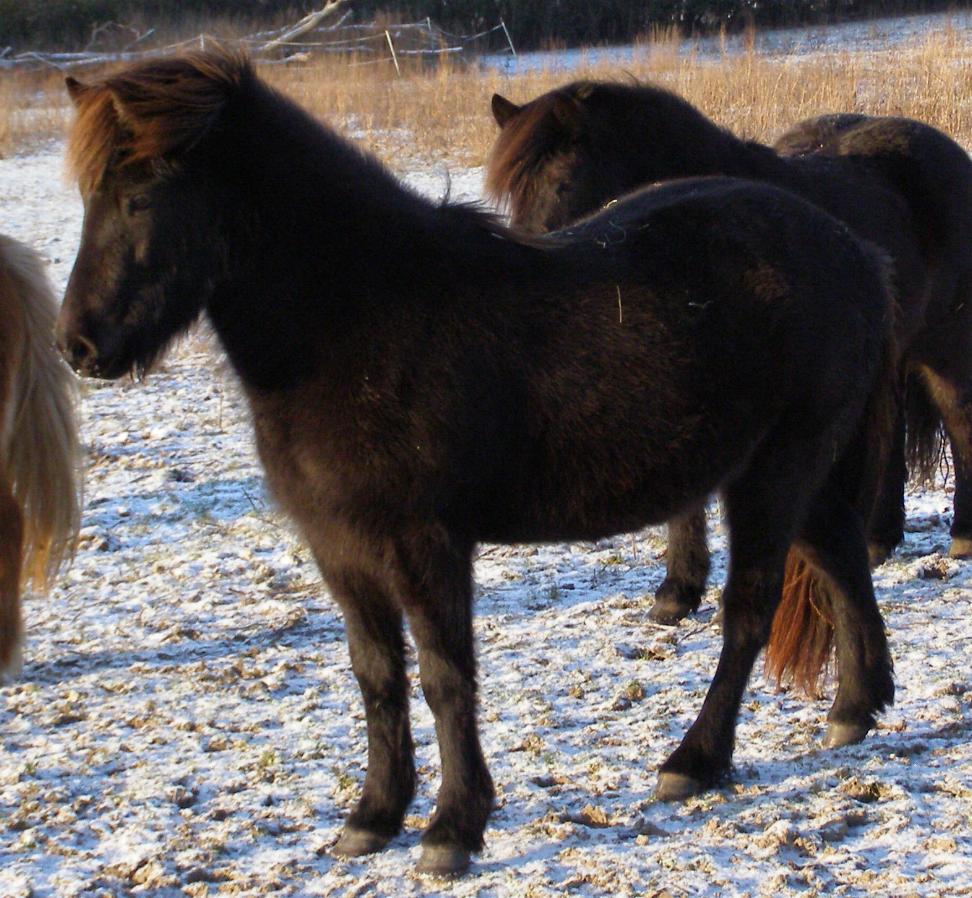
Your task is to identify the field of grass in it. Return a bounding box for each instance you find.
[3,25,972,169]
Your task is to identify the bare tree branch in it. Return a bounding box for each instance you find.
[261,0,352,53]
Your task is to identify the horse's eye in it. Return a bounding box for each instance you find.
[127,194,151,215]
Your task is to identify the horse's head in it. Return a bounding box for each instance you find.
[57,51,246,379]
[486,80,723,235]
[486,83,611,234]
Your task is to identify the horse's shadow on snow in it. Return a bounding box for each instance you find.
[23,604,347,685]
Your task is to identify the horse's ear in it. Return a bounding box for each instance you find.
[551,93,583,135]
[65,76,89,106]
[491,94,521,128]
[107,89,136,128]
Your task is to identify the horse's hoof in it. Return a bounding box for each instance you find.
[332,826,390,858]
[823,721,871,748]
[948,537,972,559]
[654,771,703,801]
[416,844,471,878]
[648,598,693,626]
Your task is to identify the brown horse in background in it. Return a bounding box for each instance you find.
[487,82,972,639]
[0,235,81,680]
[57,50,895,876]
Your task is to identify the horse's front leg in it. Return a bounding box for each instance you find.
[324,566,415,858]
[397,532,493,877]
[656,567,781,798]
[865,390,907,566]
[650,502,711,624]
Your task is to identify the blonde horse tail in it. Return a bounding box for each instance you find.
[0,235,81,593]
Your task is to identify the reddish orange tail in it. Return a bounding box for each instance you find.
[765,550,834,698]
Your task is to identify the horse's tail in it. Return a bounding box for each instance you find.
[765,551,833,698]
[0,236,81,591]
[904,368,946,483]
[766,253,899,698]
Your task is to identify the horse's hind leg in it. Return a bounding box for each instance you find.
[397,532,493,877]
[794,484,895,745]
[650,502,710,624]
[654,414,846,799]
[0,472,23,680]
[657,472,794,799]
[324,566,416,858]
[920,365,972,557]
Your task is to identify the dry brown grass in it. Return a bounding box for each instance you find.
[3,26,972,171]
[0,68,74,157]
[260,24,972,170]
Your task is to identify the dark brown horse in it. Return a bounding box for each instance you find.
[488,81,972,627]
[57,50,895,877]
[0,235,80,680]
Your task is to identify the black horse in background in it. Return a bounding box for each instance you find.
[57,51,895,876]
[488,81,972,625]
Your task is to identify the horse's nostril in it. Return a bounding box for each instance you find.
[65,333,98,372]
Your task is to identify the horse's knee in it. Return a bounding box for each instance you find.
[420,665,474,718]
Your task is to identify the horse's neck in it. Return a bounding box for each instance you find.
[206,87,528,392]
[240,93,437,263]
[645,108,781,182]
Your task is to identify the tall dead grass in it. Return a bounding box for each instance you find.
[261,25,972,169]
[3,27,972,171]
[0,68,73,156]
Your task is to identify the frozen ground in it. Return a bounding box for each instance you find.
[0,142,970,898]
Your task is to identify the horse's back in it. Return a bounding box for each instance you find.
[776,114,972,255]
[468,177,894,539]
[775,113,972,343]
[562,175,891,334]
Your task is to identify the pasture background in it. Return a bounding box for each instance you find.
[1,12,972,898]
[0,0,966,50]
[7,12,972,166]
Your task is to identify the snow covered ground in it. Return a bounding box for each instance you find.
[0,140,970,898]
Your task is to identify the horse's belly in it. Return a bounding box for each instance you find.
[467,429,750,545]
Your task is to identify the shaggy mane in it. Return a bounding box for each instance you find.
[67,46,250,193]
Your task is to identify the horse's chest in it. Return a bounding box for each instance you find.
[250,398,410,531]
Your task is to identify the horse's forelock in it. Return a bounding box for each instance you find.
[67,88,125,195]
[67,47,250,193]
[485,88,574,212]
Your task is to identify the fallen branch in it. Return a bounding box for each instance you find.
[261,0,352,53]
